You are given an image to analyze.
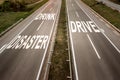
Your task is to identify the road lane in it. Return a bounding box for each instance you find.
[77,0,120,50]
[66,0,120,80]
[0,0,61,80]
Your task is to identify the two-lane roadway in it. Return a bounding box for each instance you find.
[66,0,120,80]
[0,0,61,80]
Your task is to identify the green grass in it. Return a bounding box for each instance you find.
[0,12,28,33]
[82,0,120,29]
[0,0,48,34]
[48,0,70,80]
[0,0,42,4]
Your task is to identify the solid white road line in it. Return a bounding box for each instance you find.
[35,1,61,80]
[95,14,99,17]
[66,0,79,80]
[0,45,7,54]
[105,23,111,28]
[36,21,44,31]
[87,34,101,59]
[99,18,104,22]
[75,0,120,53]
[75,11,79,17]
[0,0,51,54]
[113,30,120,36]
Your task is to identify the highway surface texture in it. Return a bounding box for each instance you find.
[0,0,61,80]
[0,0,120,80]
[66,0,120,80]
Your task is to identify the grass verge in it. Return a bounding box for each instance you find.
[0,0,48,34]
[82,0,120,29]
[48,0,70,80]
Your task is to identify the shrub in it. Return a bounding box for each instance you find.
[0,0,26,12]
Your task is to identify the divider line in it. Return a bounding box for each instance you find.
[36,21,44,31]
[0,0,51,54]
[75,11,79,17]
[87,34,101,59]
[50,8,53,11]
[75,0,120,53]
[66,0,79,80]
[35,1,61,80]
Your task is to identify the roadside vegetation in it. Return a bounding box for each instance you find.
[0,0,48,34]
[82,0,120,29]
[49,0,70,80]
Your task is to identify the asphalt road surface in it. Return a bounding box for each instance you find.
[0,0,61,80]
[66,0,120,80]
[97,0,120,11]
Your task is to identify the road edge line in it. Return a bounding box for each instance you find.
[66,0,79,80]
[75,0,120,54]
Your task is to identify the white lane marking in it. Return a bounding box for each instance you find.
[0,45,7,54]
[66,0,79,80]
[35,1,61,80]
[87,34,101,59]
[50,8,53,11]
[72,4,74,7]
[36,21,44,31]
[0,1,51,54]
[100,29,105,33]
[105,23,111,28]
[92,12,94,14]
[99,18,104,22]
[75,11,79,17]
[75,0,120,53]
[113,31,120,36]
[35,2,52,19]
[95,14,98,17]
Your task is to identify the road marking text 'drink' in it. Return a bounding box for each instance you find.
[35,13,56,20]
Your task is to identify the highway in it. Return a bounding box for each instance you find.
[66,0,120,80]
[0,0,61,80]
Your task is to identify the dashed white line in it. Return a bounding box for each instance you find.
[50,8,53,11]
[87,34,101,59]
[75,0,120,53]
[36,1,61,80]
[0,1,51,54]
[36,21,44,31]
[72,4,74,7]
[75,11,79,17]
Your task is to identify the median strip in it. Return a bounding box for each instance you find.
[48,0,70,80]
